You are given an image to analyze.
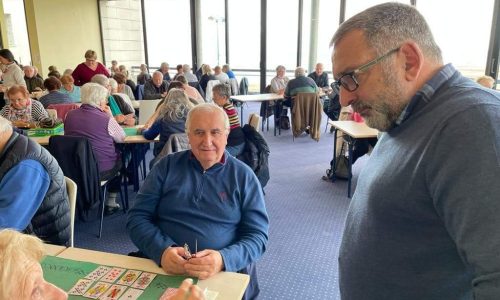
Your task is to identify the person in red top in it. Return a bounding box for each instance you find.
[72,50,110,86]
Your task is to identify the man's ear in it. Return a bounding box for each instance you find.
[399,42,423,81]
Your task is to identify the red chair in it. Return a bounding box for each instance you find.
[47,103,80,121]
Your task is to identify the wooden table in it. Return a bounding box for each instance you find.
[231,93,284,134]
[44,244,67,256]
[329,120,378,197]
[56,247,250,300]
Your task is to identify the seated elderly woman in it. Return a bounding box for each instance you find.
[212,83,245,156]
[140,88,194,157]
[59,74,81,102]
[0,84,49,127]
[118,65,137,93]
[113,72,136,101]
[39,76,72,108]
[64,83,125,215]
[0,229,67,300]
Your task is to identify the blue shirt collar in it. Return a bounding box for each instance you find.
[395,63,456,126]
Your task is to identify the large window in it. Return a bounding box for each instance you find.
[227,0,260,92]
[199,0,225,67]
[144,0,192,69]
[3,0,31,66]
[417,0,495,79]
[266,0,299,88]
[267,0,299,71]
[316,0,341,75]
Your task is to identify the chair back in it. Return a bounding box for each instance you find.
[248,113,261,132]
[153,133,191,166]
[64,176,77,247]
[239,77,249,95]
[47,135,102,220]
[229,78,239,96]
[47,103,80,121]
[205,80,220,103]
[292,92,322,141]
[138,99,162,125]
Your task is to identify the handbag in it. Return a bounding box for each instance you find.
[323,140,350,180]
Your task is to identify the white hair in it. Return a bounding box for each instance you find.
[80,83,108,107]
[295,67,306,77]
[90,74,110,87]
[0,229,45,300]
[182,64,191,73]
[108,78,118,91]
[185,103,230,133]
[0,116,12,133]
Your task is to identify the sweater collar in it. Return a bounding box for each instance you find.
[188,150,228,172]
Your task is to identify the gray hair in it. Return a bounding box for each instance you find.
[90,74,110,87]
[152,71,163,78]
[182,64,191,73]
[276,65,286,72]
[212,83,231,99]
[330,2,442,63]
[80,83,108,107]
[159,88,194,122]
[294,67,306,77]
[0,116,12,133]
[185,103,230,133]
[108,78,118,91]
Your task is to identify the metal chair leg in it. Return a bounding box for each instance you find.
[98,184,107,238]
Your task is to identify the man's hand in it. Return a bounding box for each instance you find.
[161,247,187,275]
[184,249,223,279]
[161,92,168,98]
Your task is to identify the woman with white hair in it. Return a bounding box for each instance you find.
[91,74,135,126]
[0,229,67,300]
[64,83,125,215]
[140,88,194,157]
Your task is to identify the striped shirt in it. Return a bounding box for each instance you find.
[222,102,241,130]
[0,99,48,122]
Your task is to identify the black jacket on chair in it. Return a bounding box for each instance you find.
[48,135,102,220]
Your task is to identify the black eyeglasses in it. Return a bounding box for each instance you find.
[332,47,400,94]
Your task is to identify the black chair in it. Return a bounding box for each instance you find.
[48,135,125,238]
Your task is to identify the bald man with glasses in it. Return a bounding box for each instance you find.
[332,3,500,300]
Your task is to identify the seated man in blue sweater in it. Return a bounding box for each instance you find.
[127,103,269,300]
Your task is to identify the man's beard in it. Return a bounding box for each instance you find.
[353,71,408,131]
